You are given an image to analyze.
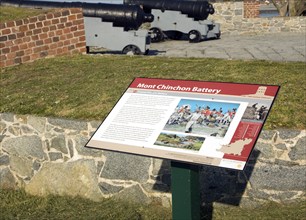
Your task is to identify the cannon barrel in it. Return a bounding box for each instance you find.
[0,0,154,29]
[125,0,214,20]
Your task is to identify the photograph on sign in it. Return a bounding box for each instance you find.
[86,78,279,170]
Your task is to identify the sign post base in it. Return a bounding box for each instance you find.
[171,161,200,220]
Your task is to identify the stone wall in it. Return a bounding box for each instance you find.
[0,8,86,68]
[210,2,306,35]
[0,113,305,208]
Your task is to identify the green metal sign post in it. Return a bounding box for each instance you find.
[171,161,200,220]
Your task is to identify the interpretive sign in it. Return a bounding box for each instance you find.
[86,78,279,170]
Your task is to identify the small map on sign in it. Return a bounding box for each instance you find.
[218,138,252,156]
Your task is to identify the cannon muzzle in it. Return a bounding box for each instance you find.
[125,0,214,20]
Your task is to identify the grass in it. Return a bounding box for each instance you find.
[1,55,305,129]
[1,189,305,220]
[0,6,53,23]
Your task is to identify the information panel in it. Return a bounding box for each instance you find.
[86,78,279,170]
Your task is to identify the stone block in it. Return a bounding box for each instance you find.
[10,155,33,178]
[99,182,123,194]
[289,136,306,161]
[247,164,306,191]
[47,118,88,131]
[2,135,46,159]
[278,129,301,140]
[259,130,276,140]
[113,184,151,204]
[28,116,46,133]
[25,159,103,201]
[0,167,17,189]
[74,135,103,157]
[49,152,63,161]
[0,113,14,122]
[253,142,275,160]
[0,154,9,166]
[101,151,150,183]
[50,135,68,154]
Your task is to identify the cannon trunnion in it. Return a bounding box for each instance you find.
[125,0,221,43]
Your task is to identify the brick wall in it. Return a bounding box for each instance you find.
[244,0,260,18]
[0,8,86,68]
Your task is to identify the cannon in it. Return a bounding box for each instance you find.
[1,0,154,54]
[125,0,221,43]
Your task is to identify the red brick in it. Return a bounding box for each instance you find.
[56,47,63,54]
[44,38,52,44]
[25,48,32,55]
[5,41,13,47]
[13,38,23,44]
[7,53,16,59]
[14,57,22,64]
[29,23,36,30]
[76,42,86,48]
[39,33,48,40]
[48,49,56,56]
[61,10,70,17]
[56,30,63,35]
[79,36,85,42]
[76,13,83,19]
[65,22,73,27]
[50,43,57,49]
[2,28,11,35]
[63,28,70,34]
[33,29,42,35]
[68,45,75,50]
[16,51,25,57]
[38,15,47,21]
[6,21,15,27]
[73,30,84,37]
[36,22,43,28]
[42,27,49,33]
[11,45,19,53]
[0,36,7,42]
[52,18,60,25]
[36,40,44,46]
[22,55,31,62]
[0,42,5,48]
[5,59,15,67]
[0,23,6,29]
[17,32,25,38]
[2,48,10,54]
[70,26,77,32]
[43,20,52,26]
[31,53,40,60]
[0,61,5,68]
[23,18,30,24]
[60,35,66,41]
[68,15,77,21]
[57,41,64,47]
[66,33,73,39]
[63,39,71,45]
[57,23,65,29]
[52,36,60,42]
[78,24,84,30]
[60,17,68,23]
[19,25,28,32]
[26,30,33,36]
[71,38,78,44]
[33,46,42,53]
[50,25,56,31]
[48,31,55,37]
[0,54,7,61]
[29,17,38,23]
[54,11,62,18]
[46,13,54,19]
[28,42,35,48]
[31,35,39,41]
[72,19,83,25]
[23,36,31,43]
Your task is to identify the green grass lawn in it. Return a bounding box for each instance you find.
[1,55,305,129]
[0,6,54,23]
[1,189,305,220]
